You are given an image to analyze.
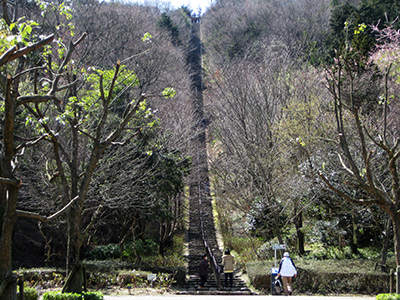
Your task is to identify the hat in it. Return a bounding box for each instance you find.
[283,252,290,257]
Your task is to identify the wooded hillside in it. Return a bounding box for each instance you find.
[1,0,400,298]
[202,0,400,266]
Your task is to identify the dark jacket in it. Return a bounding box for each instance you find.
[199,258,209,276]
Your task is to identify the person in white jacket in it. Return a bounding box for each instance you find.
[277,252,297,295]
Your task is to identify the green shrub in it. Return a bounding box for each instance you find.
[377,294,400,300]
[86,244,120,260]
[123,239,158,260]
[145,254,185,268]
[166,233,185,256]
[246,260,390,294]
[135,239,158,256]
[43,291,103,300]
[17,286,38,300]
[223,236,263,266]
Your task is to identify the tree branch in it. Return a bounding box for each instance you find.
[76,127,96,140]
[15,134,49,152]
[0,177,21,187]
[110,128,142,146]
[12,65,46,81]
[80,205,104,248]
[337,153,354,176]
[0,45,17,67]
[16,195,79,222]
[0,35,54,67]
[317,171,379,206]
[49,33,86,95]
[17,95,60,106]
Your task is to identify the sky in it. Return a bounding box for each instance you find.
[137,0,213,14]
[166,0,212,12]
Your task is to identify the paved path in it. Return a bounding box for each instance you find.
[104,295,376,300]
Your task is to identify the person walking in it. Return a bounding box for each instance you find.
[222,249,235,288]
[277,252,297,295]
[199,254,209,288]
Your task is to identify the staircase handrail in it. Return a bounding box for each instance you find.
[204,240,221,290]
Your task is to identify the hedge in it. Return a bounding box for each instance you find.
[42,291,104,300]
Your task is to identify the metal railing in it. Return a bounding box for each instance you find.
[204,240,221,289]
[198,175,221,290]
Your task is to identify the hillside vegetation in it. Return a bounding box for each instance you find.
[1,0,400,298]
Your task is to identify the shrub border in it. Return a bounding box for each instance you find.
[42,291,104,300]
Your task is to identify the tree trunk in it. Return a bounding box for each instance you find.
[1,77,19,300]
[275,223,284,245]
[160,222,173,256]
[159,223,166,256]
[393,217,400,270]
[394,216,400,294]
[294,211,305,255]
[380,218,391,272]
[0,187,18,300]
[62,261,83,294]
[64,206,82,292]
[350,212,358,255]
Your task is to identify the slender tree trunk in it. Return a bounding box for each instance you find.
[275,222,284,245]
[380,218,391,272]
[393,217,400,269]
[160,223,166,256]
[294,211,305,255]
[350,212,358,255]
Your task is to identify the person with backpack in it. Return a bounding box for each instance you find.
[277,252,297,295]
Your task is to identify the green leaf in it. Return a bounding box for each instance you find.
[142,32,153,42]
[162,87,176,98]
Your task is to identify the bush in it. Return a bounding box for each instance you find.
[143,254,185,268]
[43,291,103,300]
[86,244,120,260]
[123,239,158,260]
[223,235,263,263]
[166,233,185,256]
[18,286,38,300]
[246,259,391,294]
[377,294,400,300]
[23,271,65,289]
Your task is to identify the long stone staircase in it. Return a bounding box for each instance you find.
[181,18,254,295]
[184,173,252,294]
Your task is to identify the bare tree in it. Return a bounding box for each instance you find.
[202,0,331,65]
[205,53,297,246]
[318,24,400,267]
